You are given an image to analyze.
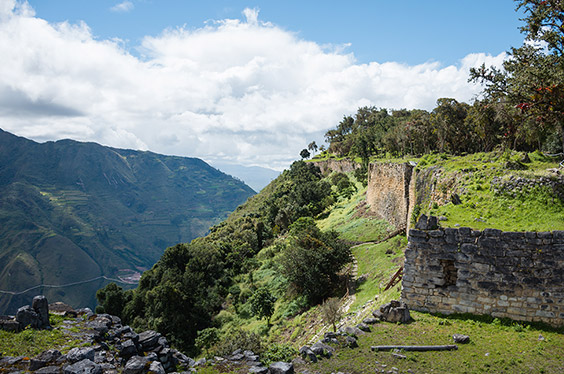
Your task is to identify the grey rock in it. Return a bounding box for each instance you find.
[453,334,470,344]
[148,361,165,374]
[310,342,334,358]
[339,325,364,337]
[35,365,62,374]
[67,348,95,364]
[32,296,50,328]
[356,323,371,332]
[248,366,268,374]
[362,317,379,325]
[345,336,358,348]
[229,353,244,361]
[138,330,161,351]
[16,305,39,329]
[298,346,317,363]
[118,339,138,358]
[64,359,102,374]
[377,300,411,323]
[0,316,20,332]
[323,332,337,340]
[30,349,62,371]
[123,356,149,374]
[268,361,294,374]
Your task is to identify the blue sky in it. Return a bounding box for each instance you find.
[2,0,525,169]
[28,0,524,65]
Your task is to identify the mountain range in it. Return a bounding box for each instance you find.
[0,129,255,314]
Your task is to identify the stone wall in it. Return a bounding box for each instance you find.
[366,162,414,230]
[312,159,360,175]
[401,218,564,326]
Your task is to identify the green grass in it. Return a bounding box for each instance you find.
[297,311,564,374]
[351,236,406,311]
[415,151,564,231]
[317,177,393,242]
[0,314,85,357]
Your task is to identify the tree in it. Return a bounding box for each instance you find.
[300,148,311,159]
[470,0,564,152]
[96,283,128,318]
[279,217,351,304]
[249,287,276,325]
[195,327,219,356]
[308,141,318,154]
[321,297,342,332]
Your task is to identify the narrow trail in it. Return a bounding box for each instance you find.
[0,275,132,296]
[307,228,406,345]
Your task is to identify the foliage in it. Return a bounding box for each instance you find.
[249,287,276,325]
[279,217,351,305]
[300,148,311,159]
[95,283,130,319]
[470,0,564,153]
[212,328,263,357]
[195,328,220,356]
[320,297,341,332]
[330,172,357,200]
[260,343,298,366]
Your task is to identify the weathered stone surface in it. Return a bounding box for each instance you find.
[362,317,379,325]
[0,316,20,332]
[268,361,294,374]
[377,300,411,323]
[16,305,39,329]
[298,346,317,363]
[123,356,149,374]
[138,330,161,351]
[310,342,334,358]
[64,359,102,374]
[148,361,165,374]
[118,339,138,358]
[356,322,371,332]
[32,295,50,328]
[453,334,470,344]
[36,365,63,374]
[30,349,62,371]
[401,219,564,327]
[67,348,95,364]
[248,365,268,374]
[339,325,364,337]
[345,336,358,348]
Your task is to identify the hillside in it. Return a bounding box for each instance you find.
[0,129,255,314]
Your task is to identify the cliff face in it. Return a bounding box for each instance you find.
[312,159,360,174]
[366,162,415,230]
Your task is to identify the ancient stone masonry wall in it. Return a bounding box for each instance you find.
[312,159,360,175]
[366,162,414,230]
[401,219,564,326]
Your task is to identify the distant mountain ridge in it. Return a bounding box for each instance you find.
[0,129,255,314]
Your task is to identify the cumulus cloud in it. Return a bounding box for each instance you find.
[110,1,134,13]
[0,3,506,170]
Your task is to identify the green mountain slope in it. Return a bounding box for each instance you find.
[0,129,255,314]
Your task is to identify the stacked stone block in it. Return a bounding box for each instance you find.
[401,219,564,326]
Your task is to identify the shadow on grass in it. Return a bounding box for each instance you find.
[429,311,564,333]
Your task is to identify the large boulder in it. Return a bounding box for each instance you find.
[16,305,40,329]
[32,295,51,328]
[268,361,294,374]
[373,300,411,323]
[67,347,96,364]
[64,359,102,374]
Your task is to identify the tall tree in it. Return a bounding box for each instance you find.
[470,0,564,152]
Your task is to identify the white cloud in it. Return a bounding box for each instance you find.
[0,4,506,170]
[110,1,134,13]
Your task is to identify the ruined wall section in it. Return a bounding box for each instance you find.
[312,159,360,175]
[366,162,414,230]
[401,223,564,326]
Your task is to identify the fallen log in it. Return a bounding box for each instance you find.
[371,345,458,352]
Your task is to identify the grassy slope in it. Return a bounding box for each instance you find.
[415,151,564,231]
